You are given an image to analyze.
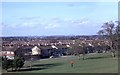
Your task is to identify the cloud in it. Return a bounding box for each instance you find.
[61,18,90,27]
[44,23,60,29]
[2,17,43,28]
[1,23,7,28]
[20,21,40,27]
[2,16,98,31]
[2,16,103,36]
[2,22,35,28]
[72,20,89,26]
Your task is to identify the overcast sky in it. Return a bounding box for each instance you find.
[2,2,118,36]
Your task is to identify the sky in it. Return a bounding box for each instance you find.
[1,2,118,36]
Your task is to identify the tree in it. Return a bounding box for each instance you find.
[2,56,13,72]
[81,43,86,60]
[2,56,25,72]
[12,56,25,71]
[97,21,118,57]
[115,21,120,35]
[2,57,10,71]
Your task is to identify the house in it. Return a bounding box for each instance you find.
[38,44,69,58]
[14,46,33,60]
[13,44,68,59]
[0,51,14,60]
[32,46,41,55]
[1,44,17,60]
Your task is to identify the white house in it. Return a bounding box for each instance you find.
[51,45,58,49]
[32,46,41,55]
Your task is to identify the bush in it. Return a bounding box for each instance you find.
[13,56,25,71]
[2,57,13,71]
[2,57,9,70]
[2,56,25,71]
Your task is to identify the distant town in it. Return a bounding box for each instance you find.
[1,35,114,60]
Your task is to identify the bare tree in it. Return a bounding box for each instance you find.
[97,21,118,57]
[115,21,120,36]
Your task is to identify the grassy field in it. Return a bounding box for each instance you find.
[3,53,118,73]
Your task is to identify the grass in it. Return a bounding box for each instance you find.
[2,53,118,73]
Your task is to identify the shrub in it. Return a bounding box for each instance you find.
[12,56,25,71]
[2,56,25,71]
[2,57,13,71]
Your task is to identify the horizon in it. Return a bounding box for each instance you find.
[1,34,106,38]
[1,2,117,36]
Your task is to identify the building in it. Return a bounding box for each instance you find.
[0,51,14,60]
[32,46,41,55]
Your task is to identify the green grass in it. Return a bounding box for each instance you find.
[3,53,118,73]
